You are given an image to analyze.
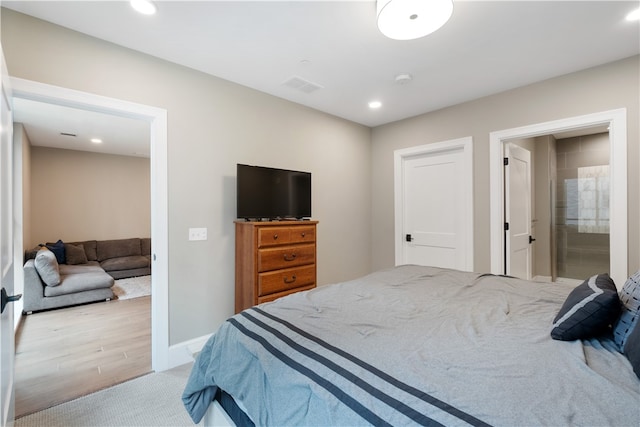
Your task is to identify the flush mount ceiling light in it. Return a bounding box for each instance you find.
[130,0,157,15]
[626,8,640,21]
[377,0,453,41]
[368,101,382,109]
[90,138,103,144]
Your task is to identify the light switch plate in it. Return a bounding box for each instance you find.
[188,227,207,241]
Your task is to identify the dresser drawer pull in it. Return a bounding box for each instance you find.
[301,232,306,238]
[273,234,278,240]
[283,275,297,284]
[283,253,297,261]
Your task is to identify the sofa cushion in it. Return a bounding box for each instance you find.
[44,272,114,297]
[34,248,61,287]
[100,255,149,272]
[68,240,98,261]
[65,243,88,265]
[58,261,103,275]
[45,240,66,264]
[97,238,141,261]
[83,241,98,261]
[140,238,151,256]
[24,245,43,261]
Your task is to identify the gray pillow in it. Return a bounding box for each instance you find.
[551,273,620,341]
[613,270,640,349]
[34,248,61,287]
[65,243,88,265]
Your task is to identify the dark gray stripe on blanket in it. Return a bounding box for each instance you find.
[227,318,393,427]
[239,310,445,426]
[252,306,491,427]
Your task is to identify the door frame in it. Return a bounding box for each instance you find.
[1,45,16,427]
[394,137,474,271]
[9,77,170,371]
[489,108,627,286]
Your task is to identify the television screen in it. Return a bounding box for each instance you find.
[237,164,311,220]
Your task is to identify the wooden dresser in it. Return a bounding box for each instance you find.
[235,220,318,313]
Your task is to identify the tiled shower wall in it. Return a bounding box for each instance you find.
[555,133,610,279]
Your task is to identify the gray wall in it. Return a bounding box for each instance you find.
[371,56,639,276]
[1,9,372,345]
[16,124,32,254]
[28,147,151,248]
[533,135,556,278]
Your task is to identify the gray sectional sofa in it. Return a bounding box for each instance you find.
[23,237,151,314]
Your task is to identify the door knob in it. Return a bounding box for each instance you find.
[1,288,21,314]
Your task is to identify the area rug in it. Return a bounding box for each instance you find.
[112,275,151,300]
[15,363,196,427]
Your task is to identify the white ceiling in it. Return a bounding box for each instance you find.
[12,97,151,157]
[5,1,639,157]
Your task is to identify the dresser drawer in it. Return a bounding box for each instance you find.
[258,244,315,272]
[258,225,316,248]
[287,225,316,244]
[257,284,316,305]
[258,265,315,296]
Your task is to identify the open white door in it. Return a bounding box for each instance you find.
[505,143,533,279]
[0,46,17,427]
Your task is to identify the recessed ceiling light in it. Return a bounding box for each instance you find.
[130,0,157,16]
[626,8,640,21]
[91,138,103,144]
[395,73,413,84]
[368,101,382,109]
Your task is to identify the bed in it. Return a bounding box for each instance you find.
[182,265,640,426]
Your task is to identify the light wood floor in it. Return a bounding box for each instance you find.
[14,296,151,418]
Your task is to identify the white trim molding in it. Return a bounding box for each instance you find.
[168,333,213,368]
[10,77,171,371]
[489,109,627,286]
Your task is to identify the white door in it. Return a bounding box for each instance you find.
[0,46,16,427]
[395,138,473,271]
[505,143,532,279]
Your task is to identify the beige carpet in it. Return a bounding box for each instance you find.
[112,275,151,300]
[15,363,201,427]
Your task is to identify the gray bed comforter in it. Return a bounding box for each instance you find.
[182,265,640,426]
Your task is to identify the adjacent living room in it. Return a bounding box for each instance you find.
[14,118,152,418]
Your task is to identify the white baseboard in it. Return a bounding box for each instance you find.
[167,333,212,369]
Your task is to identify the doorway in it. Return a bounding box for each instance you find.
[553,131,611,282]
[490,109,627,286]
[9,78,169,371]
[504,130,611,282]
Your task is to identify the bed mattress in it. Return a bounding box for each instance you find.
[183,265,640,426]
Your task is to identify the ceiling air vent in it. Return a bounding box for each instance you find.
[282,76,323,94]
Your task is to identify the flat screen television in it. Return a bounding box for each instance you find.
[236,164,312,220]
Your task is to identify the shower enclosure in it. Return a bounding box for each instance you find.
[553,133,610,281]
